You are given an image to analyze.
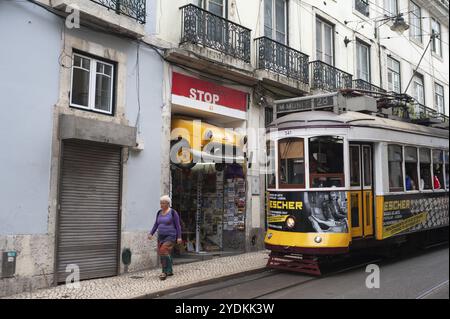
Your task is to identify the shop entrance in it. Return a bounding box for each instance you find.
[170,117,247,257]
[171,163,246,254]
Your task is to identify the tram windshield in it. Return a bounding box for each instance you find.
[309,136,344,188]
[267,140,276,188]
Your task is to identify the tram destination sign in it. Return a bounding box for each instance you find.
[276,95,336,115]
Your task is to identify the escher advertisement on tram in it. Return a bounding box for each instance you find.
[268,191,349,234]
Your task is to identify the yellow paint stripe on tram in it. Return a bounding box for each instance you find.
[265,230,351,248]
[375,196,384,240]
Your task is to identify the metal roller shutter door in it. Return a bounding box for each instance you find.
[56,140,121,283]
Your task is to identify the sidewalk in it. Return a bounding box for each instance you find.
[3,251,269,299]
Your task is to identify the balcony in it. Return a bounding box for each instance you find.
[310,60,353,92]
[49,0,146,38]
[180,4,251,63]
[353,79,386,94]
[392,103,449,124]
[90,0,146,23]
[255,37,309,86]
[355,0,370,17]
[412,103,449,123]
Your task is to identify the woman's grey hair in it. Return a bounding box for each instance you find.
[160,195,172,207]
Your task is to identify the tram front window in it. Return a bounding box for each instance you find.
[309,136,344,188]
[267,140,276,188]
[279,138,305,188]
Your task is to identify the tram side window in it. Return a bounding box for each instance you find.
[419,148,432,190]
[309,136,344,188]
[279,138,305,188]
[267,140,276,188]
[445,151,449,190]
[433,150,445,190]
[388,145,404,192]
[405,147,418,191]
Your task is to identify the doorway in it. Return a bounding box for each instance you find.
[348,143,374,238]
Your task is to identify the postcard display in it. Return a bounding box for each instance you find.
[171,163,247,253]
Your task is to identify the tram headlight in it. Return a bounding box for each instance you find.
[285,216,296,229]
[314,236,323,244]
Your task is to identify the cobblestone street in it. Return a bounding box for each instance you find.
[3,252,268,299]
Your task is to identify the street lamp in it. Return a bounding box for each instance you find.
[375,13,409,90]
[390,14,409,33]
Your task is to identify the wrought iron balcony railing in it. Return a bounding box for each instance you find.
[412,103,449,123]
[353,79,386,94]
[392,103,449,123]
[180,4,251,63]
[255,37,309,85]
[439,0,449,9]
[91,0,146,23]
[310,60,353,92]
[355,0,370,17]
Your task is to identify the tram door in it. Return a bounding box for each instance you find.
[349,144,374,238]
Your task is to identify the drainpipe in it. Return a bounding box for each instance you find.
[376,21,383,90]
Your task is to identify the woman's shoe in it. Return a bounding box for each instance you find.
[159,273,167,280]
[166,273,174,277]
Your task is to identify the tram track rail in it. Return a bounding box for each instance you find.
[157,240,448,299]
[159,254,382,299]
[251,257,382,299]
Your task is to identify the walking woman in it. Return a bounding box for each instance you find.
[148,195,182,280]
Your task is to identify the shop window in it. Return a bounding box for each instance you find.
[266,140,276,188]
[388,145,404,192]
[279,138,305,188]
[445,151,449,190]
[309,136,344,188]
[405,147,419,191]
[419,148,432,190]
[350,145,361,187]
[433,150,445,190]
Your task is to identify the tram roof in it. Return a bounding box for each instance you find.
[269,111,449,139]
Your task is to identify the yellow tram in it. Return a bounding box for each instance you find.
[264,95,449,275]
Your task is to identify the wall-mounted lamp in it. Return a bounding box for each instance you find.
[344,36,352,47]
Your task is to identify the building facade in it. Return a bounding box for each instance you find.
[0,0,164,296]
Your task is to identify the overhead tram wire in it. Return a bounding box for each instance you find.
[403,34,437,95]
[400,32,449,80]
